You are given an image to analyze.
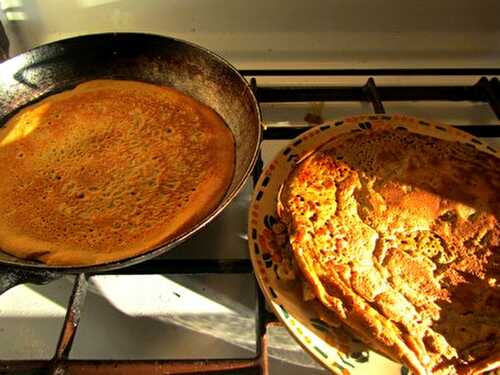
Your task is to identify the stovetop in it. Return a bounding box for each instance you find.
[0,0,499,371]
[0,69,499,374]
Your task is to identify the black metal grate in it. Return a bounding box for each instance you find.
[1,70,500,375]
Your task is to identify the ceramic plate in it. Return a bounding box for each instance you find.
[247,114,498,375]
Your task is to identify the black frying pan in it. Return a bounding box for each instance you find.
[0,33,262,292]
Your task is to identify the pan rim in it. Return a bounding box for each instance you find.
[0,32,263,273]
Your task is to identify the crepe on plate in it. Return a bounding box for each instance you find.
[0,80,235,266]
[278,128,499,374]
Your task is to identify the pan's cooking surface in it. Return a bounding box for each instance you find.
[0,33,262,271]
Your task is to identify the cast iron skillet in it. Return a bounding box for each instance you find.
[0,33,262,293]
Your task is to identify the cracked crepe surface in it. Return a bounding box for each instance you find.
[279,129,499,374]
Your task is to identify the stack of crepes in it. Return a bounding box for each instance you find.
[277,127,499,374]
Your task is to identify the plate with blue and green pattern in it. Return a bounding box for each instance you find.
[247,114,498,375]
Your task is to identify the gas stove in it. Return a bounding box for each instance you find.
[0,67,499,374]
[0,2,499,373]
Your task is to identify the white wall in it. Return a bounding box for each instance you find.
[1,0,499,69]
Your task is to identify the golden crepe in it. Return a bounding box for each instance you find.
[278,129,499,374]
[0,80,235,266]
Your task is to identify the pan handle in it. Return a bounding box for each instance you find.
[0,266,61,295]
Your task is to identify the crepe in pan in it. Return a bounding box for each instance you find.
[0,80,235,266]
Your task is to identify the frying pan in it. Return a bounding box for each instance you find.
[0,33,262,292]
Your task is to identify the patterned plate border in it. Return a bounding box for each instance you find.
[248,114,499,375]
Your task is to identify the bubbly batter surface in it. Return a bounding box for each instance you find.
[0,80,235,265]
